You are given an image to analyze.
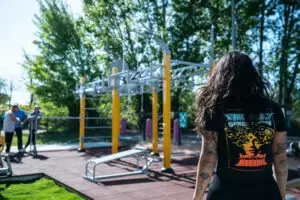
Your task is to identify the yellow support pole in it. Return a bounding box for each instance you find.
[79,76,86,152]
[116,85,120,149]
[0,136,5,153]
[161,53,174,173]
[112,67,120,154]
[151,87,159,156]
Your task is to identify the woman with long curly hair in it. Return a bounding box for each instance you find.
[193,51,287,200]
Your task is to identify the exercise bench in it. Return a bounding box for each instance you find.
[83,146,155,182]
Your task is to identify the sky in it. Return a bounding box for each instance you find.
[0,0,83,105]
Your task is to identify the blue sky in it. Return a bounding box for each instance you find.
[0,0,82,105]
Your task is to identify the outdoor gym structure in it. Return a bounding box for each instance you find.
[75,34,214,173]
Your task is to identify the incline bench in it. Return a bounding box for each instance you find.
[84,146,155,182]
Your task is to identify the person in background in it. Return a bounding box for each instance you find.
[13,104,28,154]
[24,106,42,154]
[3,105,19,153]
[193,51,287,200]
[0,109,6,135]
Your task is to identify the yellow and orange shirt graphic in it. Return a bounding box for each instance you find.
[224,113,274,171]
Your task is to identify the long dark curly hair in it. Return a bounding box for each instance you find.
[195,51,271,134]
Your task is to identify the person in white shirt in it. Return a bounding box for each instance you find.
[3,105,19,153]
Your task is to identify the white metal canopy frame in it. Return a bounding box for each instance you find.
[74,59,210,98]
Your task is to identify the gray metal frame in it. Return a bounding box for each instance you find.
[0,153,12,176]
[83,146,154,182]
[75,58,209,98]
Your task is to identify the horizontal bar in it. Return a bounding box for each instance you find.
[85,117,112,120]
[85,108,111,111]
[85,126,112,129]
[83,136,112,140]
[172,72,206,80]
[41,116,80,119]
[171,60,208,68]
[171,84,204,89]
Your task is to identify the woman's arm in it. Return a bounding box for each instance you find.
[272,131,287,200]
[193,131,218,200]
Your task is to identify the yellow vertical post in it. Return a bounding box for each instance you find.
[151,88,159,156]
[161,53,173,173]
[78,76,86,151]
[112,67,120,154]
[116,84,120,150]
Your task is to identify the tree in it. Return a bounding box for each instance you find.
[82,0,172,117]
[23,0,299,130]
[8,80,14,107]
[266,0,299,109]
[258,0,265,76]
[0,78,9,105]
[0,78,6,95]
[23,0,100,117]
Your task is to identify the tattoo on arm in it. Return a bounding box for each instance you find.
[274,143,286,155]
[278,158,286,165]
[201,131,218,156]
[202,142,217,155]
[272,132,287,199]
[200,172,210,180]
[193,131,218,199]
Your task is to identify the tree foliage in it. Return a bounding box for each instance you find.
[0,78,9,105]
[24,0,299,129]
[23,0,100,116]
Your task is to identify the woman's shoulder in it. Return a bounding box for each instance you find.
[259,98,283,111]
[222,97,283,112]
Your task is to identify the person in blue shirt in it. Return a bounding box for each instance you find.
[13,104,28,153]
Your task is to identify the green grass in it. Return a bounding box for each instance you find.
[0,178,84,200]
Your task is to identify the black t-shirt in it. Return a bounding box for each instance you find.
[204,98,286,181]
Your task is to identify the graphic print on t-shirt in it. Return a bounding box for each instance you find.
[224,112,274,171]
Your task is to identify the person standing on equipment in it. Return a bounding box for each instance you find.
[24,106,42,154]
[13,103,28,153]
[193,52,287,200]
[3,105,19,153]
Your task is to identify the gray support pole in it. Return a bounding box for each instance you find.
[231,0,237,50]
